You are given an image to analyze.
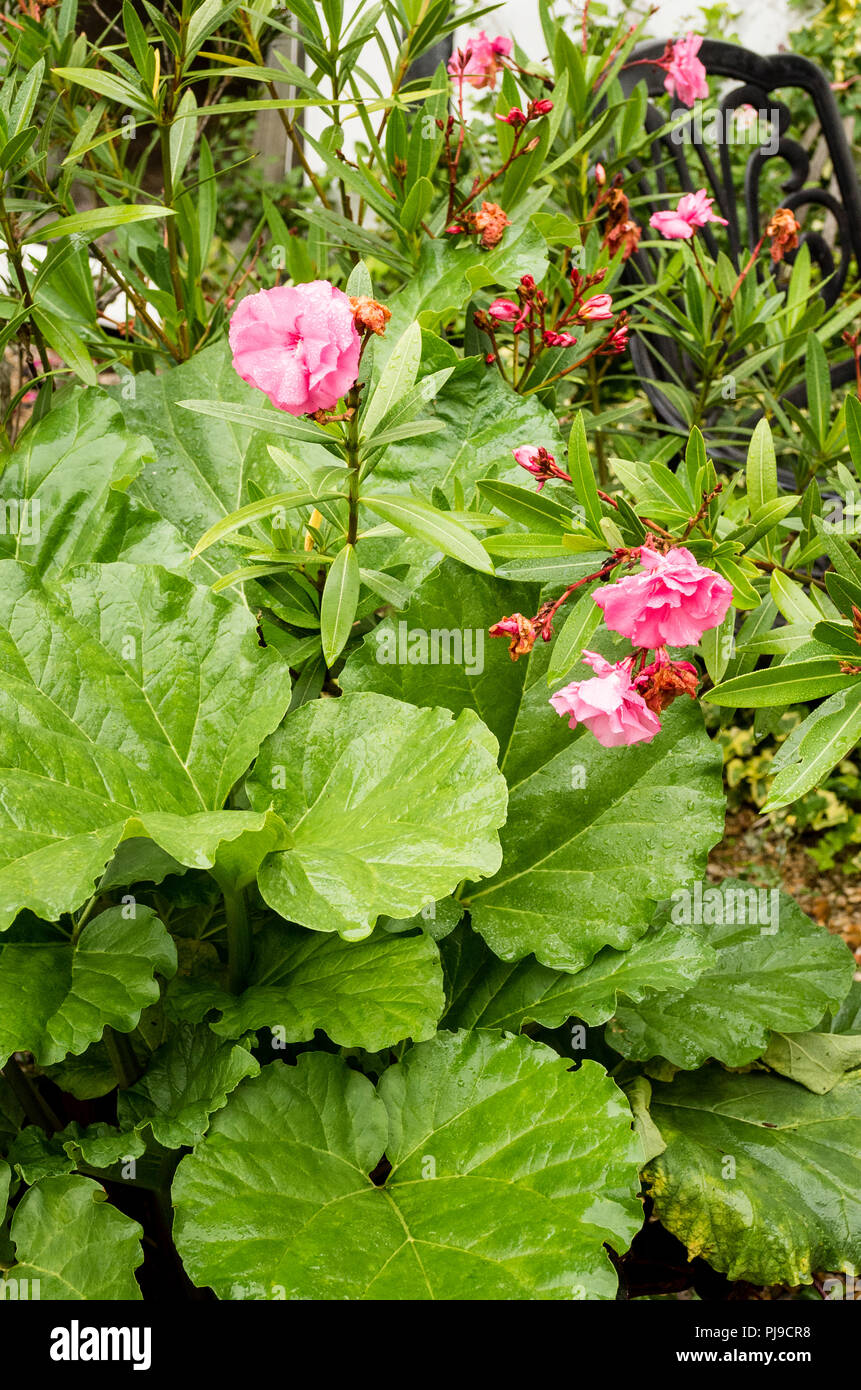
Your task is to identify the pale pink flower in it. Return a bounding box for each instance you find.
[229,282,360,416]
[664,34,709,108]
[576,293,614,321]
[593,546,733,648]
[550,651,662,747]
[649,189,728,240]
[448,31,512,89]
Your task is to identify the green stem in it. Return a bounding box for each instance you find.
[345,383,362,546]
[2,1055,61,1132]
[224,884,252,994]
[0,194,52,392]
[103,1027,142,1090]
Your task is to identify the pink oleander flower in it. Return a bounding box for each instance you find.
[664,34,709,108]
[229,282,360,416]
[649,189,728,240]
[488,297,520,320]
[543,330,578,347]
[550,651,662,747]
[593,545,733,648]
[576,293,614,321]
[448,31,512,89]
[532,98,554,116]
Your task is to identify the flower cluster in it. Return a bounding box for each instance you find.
[476,267,629,384]
[491,543,733,748]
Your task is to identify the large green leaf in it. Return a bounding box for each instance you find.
[169,921,446,1051]
[0,389,185,576]
[343,563,724,970]
[607,881,854,1068]
[116,343,294,585]
[0,561,293,927]
[9,1175,143,1299]
[0,906,177,1067]
[172,1031,642,1300]
[372,357,564,497]
[118,1025,259,1149]
[441,916,712,1031]
[380,224,549,363]
[644,1067,861,1285]
[341,559,541,747]
[245,693,507,939]
[762,1030,861,1094]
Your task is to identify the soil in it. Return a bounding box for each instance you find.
[708,810,861,973]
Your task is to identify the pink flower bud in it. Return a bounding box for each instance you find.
[543,330,577,347]
[496,107,528,127]
[595,162,606,186]
[487,298,520,321]
[576,293,614,321]
[532,98,554,116]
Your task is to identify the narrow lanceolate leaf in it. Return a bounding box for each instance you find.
[607,881,854,1069]
[245,693,507,939]
[0,562,293,929]
[0,908,177,1067]
[361,321,421,439]
[644,1067,861,1286]
[24,204,171,242]
[361,493,494,574]
[745,417,778,511]
[118,1025,259,1149]
[178,397,338,449]
[172,923,446,1051]
[705,658,857,707]
[172,1033,643,1300]
[567,412,603,534]
[320,543,360,665]
[9,1176,144,1299]
[546,589,602,684]
[846,393,861,472]
[477,479,573,534]
[763,684,861,809]
[441,916,712,1032]
[190,490,342,557]
[805,331,830,441]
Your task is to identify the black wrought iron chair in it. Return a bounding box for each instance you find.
[617,40,861,441]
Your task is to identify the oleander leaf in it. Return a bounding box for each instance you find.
[0,561,293,928]
[606,881,854,1069]
[245,692,507,939]
[8,1175,143,1299]
[644,1067,861,1285]
[0,906,177,1067]
[172,1031,642,1300]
